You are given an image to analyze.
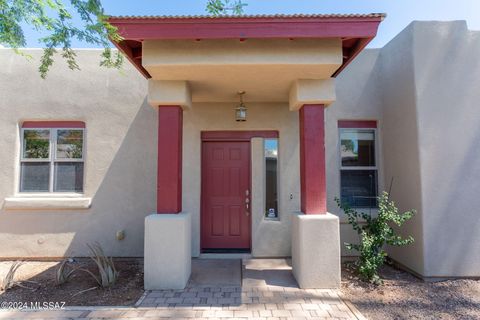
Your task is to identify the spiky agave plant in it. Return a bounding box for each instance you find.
[1,261,24,291]
[54,259,77,285]
[82,243,118,288]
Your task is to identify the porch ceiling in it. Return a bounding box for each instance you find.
[109,14,385,100]
[142,38,341,102]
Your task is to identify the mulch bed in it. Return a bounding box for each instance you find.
[0,259,144,307]
[341,262,480,320]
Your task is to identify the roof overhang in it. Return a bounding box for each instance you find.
[108,14,385,79]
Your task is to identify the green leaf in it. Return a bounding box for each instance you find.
[1,0,124,78]
[336,191,415,283]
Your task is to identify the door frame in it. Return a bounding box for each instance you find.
[200,130,279,252]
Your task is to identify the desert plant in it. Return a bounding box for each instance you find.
[206,0,247,15]
[335,191,415,284]
[81,243,118,288]
[54,259,78,285]
[1,261,24,291]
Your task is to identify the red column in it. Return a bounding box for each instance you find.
[299,104,327,214]
[157,106,183,213]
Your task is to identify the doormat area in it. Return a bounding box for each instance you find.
[188,259,242,287]
[242,258,298,288]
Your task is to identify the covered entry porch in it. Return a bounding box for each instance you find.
[109,14,383,290]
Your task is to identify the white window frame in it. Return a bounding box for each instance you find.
[20,127,85,193]
[339,127,379,208]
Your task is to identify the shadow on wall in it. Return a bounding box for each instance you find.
[0,98,157,257]
[326,48,384,257]
[416,22,480,276]
[412,21,480,276]
[382,21,480,277]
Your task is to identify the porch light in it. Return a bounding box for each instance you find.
[235,91,247,122]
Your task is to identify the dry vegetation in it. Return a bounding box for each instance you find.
[0,259,143,306]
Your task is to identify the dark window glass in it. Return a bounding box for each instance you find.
[341,129,375,167]
[54,162,84,192]
[265,139,278,218]
[20,163,50,192]
[340,170,378,208]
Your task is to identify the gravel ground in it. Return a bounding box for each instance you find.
[341,263,480,320]
[0,259,144,306]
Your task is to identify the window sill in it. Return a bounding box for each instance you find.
[3,196,92,210]
[264,217,280,222]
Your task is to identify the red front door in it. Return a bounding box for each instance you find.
[201,141,251,250]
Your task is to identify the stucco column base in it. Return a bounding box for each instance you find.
[144,212,191,290]
[291,212,340,289]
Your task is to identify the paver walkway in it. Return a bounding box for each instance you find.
[0,259,363,320]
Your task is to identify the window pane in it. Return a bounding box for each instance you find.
[341,170,378,208]
[56,129,83,159]
[54,162,84,192]
[341,129,375,167]
[20,162,50,192]
[265,139,278,218]
[23,129,50,159]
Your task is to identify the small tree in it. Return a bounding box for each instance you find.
[206,0,247,15]
[335,191,415,284]
[1,1,249,78]
[0,0,123,78]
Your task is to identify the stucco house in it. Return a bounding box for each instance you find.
[1,14,480,290]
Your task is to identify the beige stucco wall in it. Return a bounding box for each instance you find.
[0,49,156,257]
[325,49,385,257]
[411,21,480,277]
[377,22,427,276]
[370,20,480,277]
[327,20,480,277]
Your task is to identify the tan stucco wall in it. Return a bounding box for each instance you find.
[368,20,480,277]
[378,22,426,275]
[326,49,385,257]
[0,49,156,257]
[411,21,480,277]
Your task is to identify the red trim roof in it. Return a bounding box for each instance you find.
[108,14,385,79]
[338,120,377,128]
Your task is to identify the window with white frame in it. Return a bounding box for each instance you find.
[20,122,85,193]
[339,121,378,208]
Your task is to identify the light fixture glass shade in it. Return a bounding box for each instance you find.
[235,104,247,121]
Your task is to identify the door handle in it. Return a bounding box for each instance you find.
[245,192,250,216]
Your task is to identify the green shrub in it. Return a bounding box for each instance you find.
[335,191,415,284]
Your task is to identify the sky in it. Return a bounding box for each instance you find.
[19,0,480,48]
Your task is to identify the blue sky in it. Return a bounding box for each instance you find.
[20,0,480,48]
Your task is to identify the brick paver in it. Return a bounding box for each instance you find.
[0,286,360,319]
[0,259,362,319]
